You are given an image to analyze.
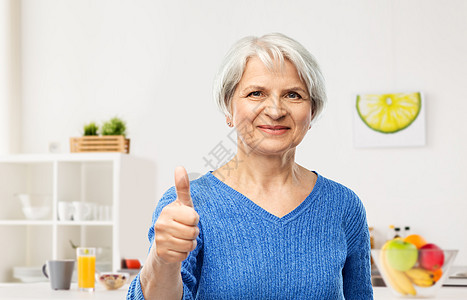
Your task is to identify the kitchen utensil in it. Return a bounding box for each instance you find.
[16,194,51,220]
[58,201,73,221]
[42,259,75,290]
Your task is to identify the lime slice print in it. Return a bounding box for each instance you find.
[356,92,421,134]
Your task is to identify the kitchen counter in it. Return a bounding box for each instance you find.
[1,283,467,299]
[373,286,467,299]
[0,282,129,299]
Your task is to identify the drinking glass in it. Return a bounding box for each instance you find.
[77,247,96,291]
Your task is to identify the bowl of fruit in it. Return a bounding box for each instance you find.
[96,272,130,290]
[371,234,458,298]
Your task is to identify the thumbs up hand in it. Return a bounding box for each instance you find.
[174,166,194,208]
[153,167,200,264]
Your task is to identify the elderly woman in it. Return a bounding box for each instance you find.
[127,33,373,299]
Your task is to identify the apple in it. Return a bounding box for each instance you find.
[386,239,418,271]
[419,243,445,271]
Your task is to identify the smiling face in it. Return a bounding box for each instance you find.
[228,56,313,156]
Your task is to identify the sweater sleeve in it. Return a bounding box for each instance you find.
[180,220,204,299]
[126,187,203,300]
[342,193,374,299]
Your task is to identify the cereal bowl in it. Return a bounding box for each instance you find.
[96,272,130,290]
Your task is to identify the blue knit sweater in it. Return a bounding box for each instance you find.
[127,171,373,299]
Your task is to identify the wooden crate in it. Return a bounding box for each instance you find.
[70,136,130,153]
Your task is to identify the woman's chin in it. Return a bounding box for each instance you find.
[242,142,296,157]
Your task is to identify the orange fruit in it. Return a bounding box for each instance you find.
[432,268,443,282]
[403,234,428,249]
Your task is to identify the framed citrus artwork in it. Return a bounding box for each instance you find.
[353,92,426,148]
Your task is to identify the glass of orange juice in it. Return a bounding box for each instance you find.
[77,247,96,291]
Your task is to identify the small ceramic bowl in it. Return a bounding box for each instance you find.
[96,272,130,290]
[16,194,51,220]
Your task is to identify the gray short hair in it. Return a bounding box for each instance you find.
[213,33,326,121]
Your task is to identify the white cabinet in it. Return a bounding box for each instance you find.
[0,153,156,282]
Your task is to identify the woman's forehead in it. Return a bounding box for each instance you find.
[240,56,305,86]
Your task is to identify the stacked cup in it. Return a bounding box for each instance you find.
[58,202,112,221]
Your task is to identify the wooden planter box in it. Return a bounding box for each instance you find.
[70,136,130,153]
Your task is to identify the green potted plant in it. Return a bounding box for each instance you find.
[70,117,130,154]
[83,122,99,136]
[101,117,127,137]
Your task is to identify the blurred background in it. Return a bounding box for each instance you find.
[1,0,466,266]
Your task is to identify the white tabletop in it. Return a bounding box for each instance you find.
[0,282,128,299]
[373,286,467,299]
[1,283,467,299]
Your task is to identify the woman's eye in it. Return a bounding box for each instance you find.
[248,91,262,97]
[286,92,302,99]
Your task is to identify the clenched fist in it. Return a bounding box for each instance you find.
[153,166,200,264]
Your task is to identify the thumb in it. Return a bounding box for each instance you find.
[174,166,193,207]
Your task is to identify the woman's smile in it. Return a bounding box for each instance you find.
[257,125,291,135]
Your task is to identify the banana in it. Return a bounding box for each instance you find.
[380,242,417,296]
[405,268,434,281]
[405,268,435,287]
[411,277,435,287]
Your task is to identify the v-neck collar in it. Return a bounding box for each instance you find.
[206,170,322,225]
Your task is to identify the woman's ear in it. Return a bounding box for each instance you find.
[226,115,233,127]
[308,110,314,130]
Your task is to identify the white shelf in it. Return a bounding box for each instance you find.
[57,221,113,226]
[0,153,156,283]
[0,153,125,163]
[0,220,113,226]
[0,220,54,226]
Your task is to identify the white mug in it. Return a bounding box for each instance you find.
[57,202,73,221]
[89,203,98,221]
[98,205,112,221]
[72,202,91,221]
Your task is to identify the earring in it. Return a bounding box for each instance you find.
[227,122,232,127]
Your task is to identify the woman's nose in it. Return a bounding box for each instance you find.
[263,96,287,120]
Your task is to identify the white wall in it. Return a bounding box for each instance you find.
[0,0,21,154]
[18,0,467,264]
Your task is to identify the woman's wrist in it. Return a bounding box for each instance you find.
[140,247,183,299]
